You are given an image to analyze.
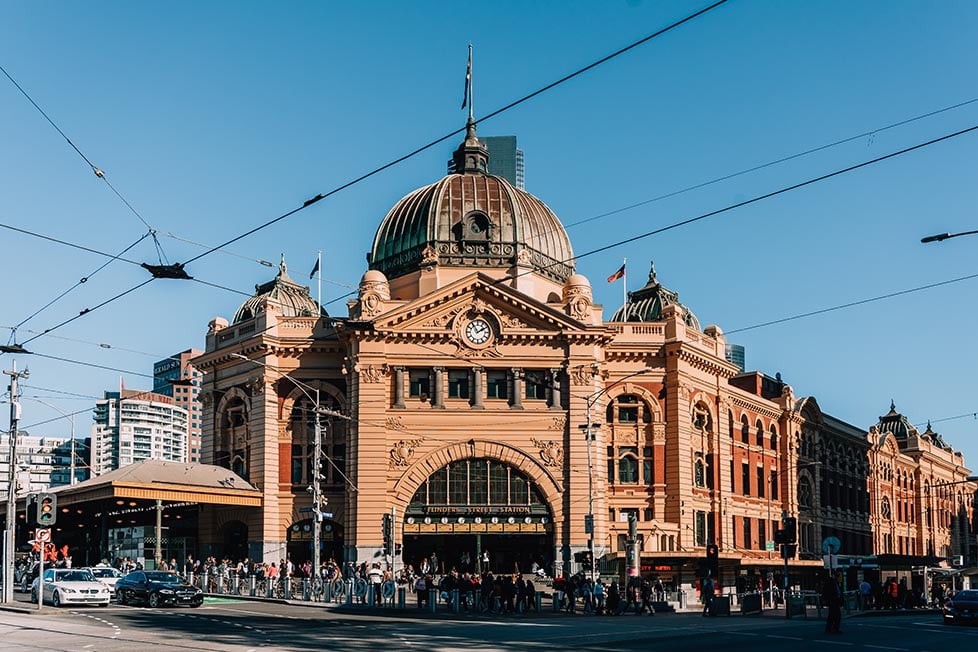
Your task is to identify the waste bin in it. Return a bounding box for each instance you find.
[711,595,732,616]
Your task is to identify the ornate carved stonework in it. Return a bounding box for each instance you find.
[389,438,425,468]
[531,439,564,468]
[470,298,488,315]
[358,363,389,383]
[548,416,567,431]
[386,416,405,431]
[452,338,502,358]
[246,376,265,396]
[421,307,462,329]
[515,248,532,266]
[360,291,383,317]
[200,392,214,408]
[569,367,593,386]
[568,296,591,321]
[420,245,439,266]
[501,314,528,329]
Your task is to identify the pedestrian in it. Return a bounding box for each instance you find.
[701,573,716,617]
[414,573,427,608]
[822,572,843,634]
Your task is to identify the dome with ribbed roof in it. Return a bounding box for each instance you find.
[233,255,325,324]
[875,400,920,441]
[368,119,574,284]
[610,260,700,330]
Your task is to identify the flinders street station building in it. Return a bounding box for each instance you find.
[192,120,977,590]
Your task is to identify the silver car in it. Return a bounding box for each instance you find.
[82,566,123,597]
[31,568,111,607]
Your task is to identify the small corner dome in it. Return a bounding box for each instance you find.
[233,255,326,324]
[610,260,700,330]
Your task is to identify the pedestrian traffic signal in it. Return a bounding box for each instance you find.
[37,493,57,526]
[381,513,392,554]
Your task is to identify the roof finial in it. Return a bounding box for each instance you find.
[890,398,896,412]
[461,44,474,122]
[279,253,287,276]
[648,259,657,284]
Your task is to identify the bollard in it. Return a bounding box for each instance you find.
[232,575,240,595]
[679,590,687,609]
[283,577,292,600]
[216,574,224,595]
[397,586,406,609]
[346,580,353,605]
[535,591,542,613]
[202,571,209,594]
[266,578,273,599]
[452,589,460,614]
[429,588,438,613]
[188,572,195,588]
[249,575,256,597]
[366,583,374,607]
[303,578,311,601]
[553,590,563,612]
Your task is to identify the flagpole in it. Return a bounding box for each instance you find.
[468,43,474,122]
[317,250,322,315]
[622,257,627,318]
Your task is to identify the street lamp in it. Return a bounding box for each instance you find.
[2,361,28,604]
[921,229,978,243]
[580,367,652,581]
[229,354,328,575]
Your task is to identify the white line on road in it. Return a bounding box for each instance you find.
[812,639,854,646]
[865,645,908,651]
[766,635,803,641]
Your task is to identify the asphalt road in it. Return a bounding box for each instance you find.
[0,597,975,652]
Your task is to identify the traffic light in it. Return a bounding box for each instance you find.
[783,517,797,544]
[705,544,719,577]
[381,513,392,554]
[774,528,787,545]
[37,493,57,526]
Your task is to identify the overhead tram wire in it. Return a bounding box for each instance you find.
[180,1,730,267]
[724,271,978,335]
[561,96,978,232]
[29,352,154,379]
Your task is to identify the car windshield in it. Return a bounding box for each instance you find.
[145,572,183,583]
[57,570,95,582]
[954,590,978,601]
[90,568,121,578]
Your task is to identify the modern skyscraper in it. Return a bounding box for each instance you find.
[91,390,189,475]
[154,349,203,462]
[448,134,524,188]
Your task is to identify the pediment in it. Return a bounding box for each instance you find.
[371,272,595,340]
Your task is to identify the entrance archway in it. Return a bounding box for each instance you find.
[402,458,553,576]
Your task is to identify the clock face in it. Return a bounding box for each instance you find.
[465,319,492,345]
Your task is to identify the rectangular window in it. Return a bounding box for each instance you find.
[618,406,638,423]
[644,508,653,521]
[770,471,778,500]
[469,460,487,504]
[409,369,430,398]
[759,518,767,550]
[525,371,547,400]
[643,447,654,485]
[706,454,714,490]
[730,460,735,492]
[742,462,751,496]
[448,370,469,399]
[449,461,468,504]
[486,371,508,399]
[757,467,765,498]
[744,516,753,550]
[695,511,707,546]
[489,462,508,504]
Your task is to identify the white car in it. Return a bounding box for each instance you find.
[82,566,123,597]
[31,568,111,607]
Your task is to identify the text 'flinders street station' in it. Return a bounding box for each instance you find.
[193,119,976,588]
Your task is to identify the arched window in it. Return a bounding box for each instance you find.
[290,392,347,487]
[410,458,545,507]
[769,424,778,450]
[606,394,652,424]
[694,458,705,487]
[728,410,735,438]
[755,419,764,446]
[881,495,892,520]
[741,415,750,444]
[217,396,249,481]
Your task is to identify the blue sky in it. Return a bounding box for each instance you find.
[2,1,977,466]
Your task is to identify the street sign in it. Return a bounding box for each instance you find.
[765,540,775,551]
[821,536,841,554]
[36,528,51,543]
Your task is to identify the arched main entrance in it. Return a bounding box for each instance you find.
[402,458,552,576]
[287,519,344,566]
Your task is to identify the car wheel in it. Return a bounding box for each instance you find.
[148,592,161,608]
[117,590,127,605]
[191,596,203,608]
[52,591,61,608]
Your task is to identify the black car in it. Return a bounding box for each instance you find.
[115,570,203,608]
[943,589,978,626]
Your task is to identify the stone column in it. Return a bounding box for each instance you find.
[393,367,405,409]
[471,368,484,410]
[548,368,563,410]
[510,368,524,410]
[432,367,445,409]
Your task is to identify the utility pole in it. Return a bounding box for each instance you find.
[3,361,29,604]
[312,388,322,577]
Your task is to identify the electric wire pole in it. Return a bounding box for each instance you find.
[3,361,29,603]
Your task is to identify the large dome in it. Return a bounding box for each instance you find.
[368,120,574,283]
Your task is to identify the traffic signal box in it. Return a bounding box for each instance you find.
[381,513,392,555]
[706,544,719,577]
[37,493,57,526]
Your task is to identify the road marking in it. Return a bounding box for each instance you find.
[766,635,803,641]
[812,640,854,646]
[865,646,908,651]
